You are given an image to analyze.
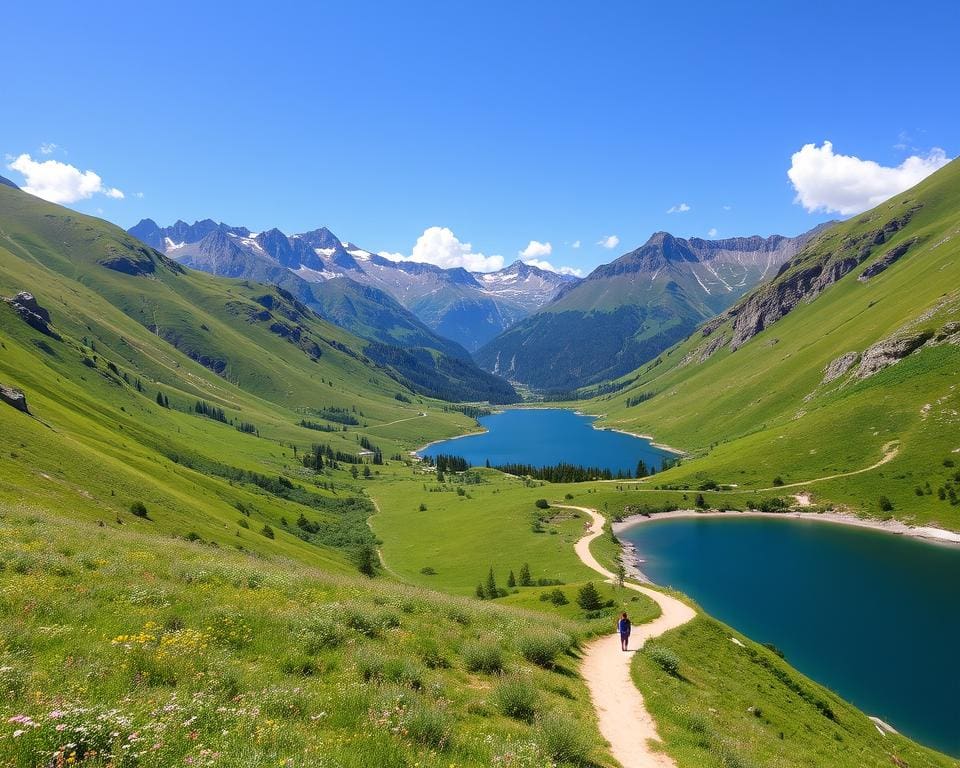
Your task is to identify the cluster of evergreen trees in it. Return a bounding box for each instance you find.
[495,459,660,483]
[424,454,469,473]
[475,562,562,600]
[359,436,384,465]
[302,442,361,471]
[625,391,656,408]
[194,399,227,423]
[299,419,346,433]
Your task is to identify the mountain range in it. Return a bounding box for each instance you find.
[128,218,578,352]
[476,226,829,390]
[127,218,518,403]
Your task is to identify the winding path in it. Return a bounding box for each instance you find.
[595,440,900,492]
[557,505,696,768]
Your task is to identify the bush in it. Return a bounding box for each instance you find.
[549,588,569,606]
[402,700,451,749]
[646,644,681,677]
[535,498,550,509]
[280,654,318,676]
[576,582,602,611]
[536,710,594,765]
[517,631,571,668]
[129,501,148,518]
[772,476,784,486]
[493,677,537,721]
[878,496,894,512]
[300,617,345,652]
[419,566,437,575]
[260,524,275,539]
[462,640,504,674]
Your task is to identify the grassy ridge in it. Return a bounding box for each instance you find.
[577,159,960,529]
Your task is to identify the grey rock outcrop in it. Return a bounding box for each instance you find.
[855,331,933,379]
[858,238,918,281]
[0,384,28,413]
[823,352,859,383]
[2,291,61,339]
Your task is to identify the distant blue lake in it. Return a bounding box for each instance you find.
[621,516,960,756]
[419,408,674,474]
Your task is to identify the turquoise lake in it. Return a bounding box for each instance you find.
[419,408,674,474]
[621,516,960,756]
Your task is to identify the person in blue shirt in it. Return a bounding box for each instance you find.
[617,612,631,651]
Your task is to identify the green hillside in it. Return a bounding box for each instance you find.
[2,179,957,768]
[0,181,479,568]
[581,158,960,529]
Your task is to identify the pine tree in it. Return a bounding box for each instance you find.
[475,583,486,599]
[362,465,371,478]
[636,459,648,478]
[485,567,498,599]
[507,570,516,588]
[576,582,602,611]
[156,391,165,407]
[519,562,532,587]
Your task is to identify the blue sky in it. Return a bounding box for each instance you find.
[2,0,958,275]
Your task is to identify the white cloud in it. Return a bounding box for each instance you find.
[522,258,583,277]
[378,226,504,272]
[707,227,718,237]
[597,234,620,249]
[571,240,581,249]
[7,154,124,204]
[519,240,552,259]
[666,202,691,214]
[39,142,58,155]
[788,141,951,215]
[722,204,732,211]
[135,191,145,199]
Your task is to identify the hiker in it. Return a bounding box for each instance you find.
[617,611,631,651]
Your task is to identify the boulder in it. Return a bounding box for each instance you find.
[0,384,29,414]
[822,352,859,384]
[2,291,60,339]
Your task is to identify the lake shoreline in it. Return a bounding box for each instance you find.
[613,508,960,582]
[412,406,680,467]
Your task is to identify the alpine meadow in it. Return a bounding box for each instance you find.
[2,4,959,768]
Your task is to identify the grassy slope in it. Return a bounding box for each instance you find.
[0,184,622,766]
[2,183,956,767]
[632,615,954,768]
[0,505,611,768]
[577,159,960,529]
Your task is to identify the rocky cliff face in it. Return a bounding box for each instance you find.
[711,204,923,353]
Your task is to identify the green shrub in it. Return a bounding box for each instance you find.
[129,501,148,518]
[535,498,550,509]
[576,582,602,611]
[493,677,537,721]
[280,654,318,676]
[516,631,571,668]
[300,617,345,652]
[402,700,451,749]
[462,640,504,674]
[260,524,275,539]
[878,495,894,512]
[647,644,681,676]
[536,710,594,765]
[549,588,569,606]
